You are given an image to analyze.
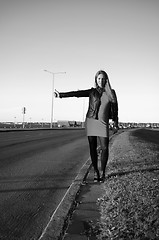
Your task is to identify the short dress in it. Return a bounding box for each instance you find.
[85,92,110,138]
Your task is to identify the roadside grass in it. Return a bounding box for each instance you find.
[97,129,159,240]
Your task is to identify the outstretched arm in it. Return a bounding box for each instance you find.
[54,88,92,98]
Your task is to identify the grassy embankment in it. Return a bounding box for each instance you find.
[97,129,159,240]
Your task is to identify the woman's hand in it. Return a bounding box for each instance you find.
[54,89,60,98]
[113,126,118,134]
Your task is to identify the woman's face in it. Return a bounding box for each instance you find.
[96,73,107,88]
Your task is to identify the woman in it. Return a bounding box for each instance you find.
[55,70,118,182]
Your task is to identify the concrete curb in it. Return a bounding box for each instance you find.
[38,157,92,240]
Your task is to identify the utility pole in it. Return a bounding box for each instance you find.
[22,107,26,128]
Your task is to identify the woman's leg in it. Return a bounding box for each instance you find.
[98,137,109,178]
[88,136,98,170]
[88,136,100,181]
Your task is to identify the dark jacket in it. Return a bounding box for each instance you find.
[59,87,118,125]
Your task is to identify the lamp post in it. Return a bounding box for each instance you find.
[44,70,66,128]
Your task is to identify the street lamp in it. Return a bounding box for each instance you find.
[44,69,66,128]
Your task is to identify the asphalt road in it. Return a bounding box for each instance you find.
[0,129,89,240]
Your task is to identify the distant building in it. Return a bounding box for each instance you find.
[57,120,82,128]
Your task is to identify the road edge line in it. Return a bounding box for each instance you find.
[38,157,92,240]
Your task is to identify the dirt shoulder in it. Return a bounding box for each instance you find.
[97,129,159,240]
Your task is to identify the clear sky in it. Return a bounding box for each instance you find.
[0,0,159,123]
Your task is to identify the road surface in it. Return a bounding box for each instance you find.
[0,129,89,240]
